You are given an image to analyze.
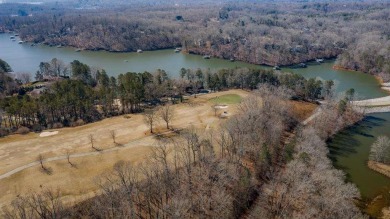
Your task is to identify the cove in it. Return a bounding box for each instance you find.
[328,113,390,198]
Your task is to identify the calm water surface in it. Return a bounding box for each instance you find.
[0,33,387,98]
[0,33,259,77]
[1,33,390,198]
[329,113,390,198]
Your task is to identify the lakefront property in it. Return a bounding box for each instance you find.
[1,0,390,218]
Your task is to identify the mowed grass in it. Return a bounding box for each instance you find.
[209,94,242,104]
[0,90,250,207]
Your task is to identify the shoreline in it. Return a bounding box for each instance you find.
[2,32,337,67]
[352,79,390,113]
[368,161,390,179]
[332,65,360,72]
[333,66,390,92]
[375,75,390,91]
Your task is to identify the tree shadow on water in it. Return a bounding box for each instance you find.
[328,115,387,164]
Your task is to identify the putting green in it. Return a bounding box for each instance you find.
[209,94,242,104]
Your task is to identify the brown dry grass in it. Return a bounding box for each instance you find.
[289,100,318,122]
[0,146,153,208]
[0,90,314,208]
[0,89,249,208]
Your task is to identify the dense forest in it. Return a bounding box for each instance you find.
[0,1,389,80]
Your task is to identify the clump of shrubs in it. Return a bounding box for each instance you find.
[0,128,10,137]
[70,119,85,127]
[15,126,30,135]
[52,122,64,129]
[32,124,43,133]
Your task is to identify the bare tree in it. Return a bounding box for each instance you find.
[144,109,159,133]
[50,58,68,77]
[89,134,100,151]
[37,154,52,175]
[16,72,31,84]
[3,189,65,218]
[110,130,117,145]
[159,104,175,129]
[369,136,390,164]
[89,134,94,148]
[249,127,363,219]
[66,150,76,167]
[38,154,45,170]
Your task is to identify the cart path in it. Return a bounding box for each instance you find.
[0,118,210,181]
[0,131,166,180]
[6,94,390,181]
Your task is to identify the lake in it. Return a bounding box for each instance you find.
[0,33,388,99]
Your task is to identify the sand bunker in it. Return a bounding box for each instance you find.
[214,105,228,109]
[39,131,59,137]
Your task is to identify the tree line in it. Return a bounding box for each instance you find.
[0,58,331,136]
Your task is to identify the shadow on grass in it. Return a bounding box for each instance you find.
[115,143,125,147]
[69,162,78,169]
[40,166,53,175]
[92,146,103,152]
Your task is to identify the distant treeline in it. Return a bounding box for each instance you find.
[0,58,331,136]
[1,1,389,80]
